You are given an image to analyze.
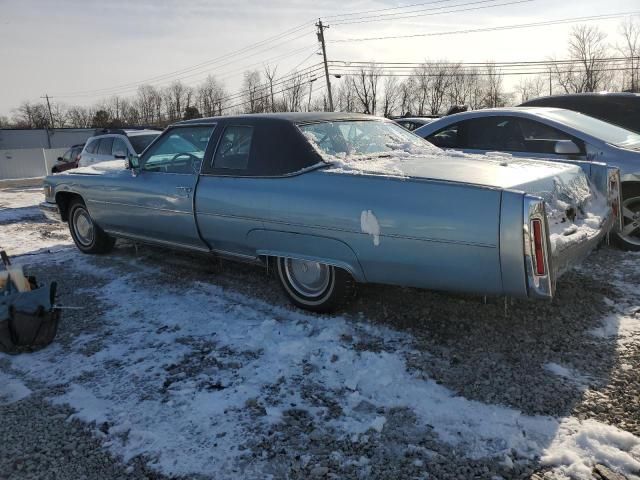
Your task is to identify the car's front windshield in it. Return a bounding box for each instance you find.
[539,109,640,149]
[129,133,161,154]
[299,120,438,160]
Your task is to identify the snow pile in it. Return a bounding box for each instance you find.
[538,174,610,256]
[0,371,32,405]
[540,418,640,479]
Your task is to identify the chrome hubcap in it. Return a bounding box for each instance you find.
[73,209,94,246]
[284,259,331,298]
[621,196,640,246]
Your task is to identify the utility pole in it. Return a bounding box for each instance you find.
[316,19,334,111]
[41,94,55,128]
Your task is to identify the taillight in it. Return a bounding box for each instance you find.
[531,219,545,276]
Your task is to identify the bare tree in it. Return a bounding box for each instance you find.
[514,75,547,103]
[335,77,356,112]
[482,63,510,108]
[197,75,227,116]
[381,76,400,117]
[242,70,266,113]
[425,61,453,115]
[553,25,614,93]
[617,17,640,92]
[351,65,380,114]
[281,72,307,112]
[12,101,50,128]
[263,65,278,112]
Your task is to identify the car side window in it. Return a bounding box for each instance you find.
[98,138,114,155]
[85,139,98,154]
[518,119,583,154]
[427,124,459,149]
[461,117,525,151]
[112,138,128,157]
[213,126,254,170]
[141,126,214,174]
[62,149,72,162]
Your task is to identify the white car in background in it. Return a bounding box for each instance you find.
[79,128,161,168]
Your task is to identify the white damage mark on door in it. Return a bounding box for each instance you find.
[360,210,381,246]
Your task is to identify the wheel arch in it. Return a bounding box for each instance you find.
[55,191,85,222]
[247,229,366,282]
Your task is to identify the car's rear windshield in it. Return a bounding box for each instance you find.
[539,109,640,150]
[129,134,160,154]
[298,120,436,159]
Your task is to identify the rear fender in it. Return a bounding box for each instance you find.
[247,230,366,282]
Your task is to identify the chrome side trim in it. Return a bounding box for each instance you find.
[103,229,262,264]
[195,211,496,249]
[103,229,210,253]
[523,195,554,299]
[88,199,192,216]
[255,249,361,281]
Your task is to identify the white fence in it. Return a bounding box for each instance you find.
[0,148,67,180]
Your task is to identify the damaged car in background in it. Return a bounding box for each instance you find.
[40,113,620,312]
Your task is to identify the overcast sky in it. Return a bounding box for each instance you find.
[0,0,638,116]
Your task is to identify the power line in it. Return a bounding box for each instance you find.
[330,66,638,77]
[330,0,533,26]
[53,43,319,99]
[328,56,637,67]
[52,23,315,97]
[323,0,464,19]
[329,10,640,42]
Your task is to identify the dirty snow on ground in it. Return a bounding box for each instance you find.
[0,186,43,223]
[0,371,32,405]
[2,187,640,479]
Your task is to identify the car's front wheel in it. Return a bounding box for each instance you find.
[614,183,640,251]
[276,257,355,312]
[67,199,116,254]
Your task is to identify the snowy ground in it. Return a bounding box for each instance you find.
[1,186,640,480]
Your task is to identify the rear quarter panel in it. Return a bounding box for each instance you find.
[249,170,506,295]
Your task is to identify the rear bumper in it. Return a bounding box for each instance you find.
[39,201,62,223]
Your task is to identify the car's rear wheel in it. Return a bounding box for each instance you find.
[276,257,355,312]
[614,183,640,251]
[68,199,115,254]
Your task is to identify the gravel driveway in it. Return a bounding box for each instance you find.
[0,186,639,480]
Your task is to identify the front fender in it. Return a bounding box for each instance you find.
[247,229,366,282]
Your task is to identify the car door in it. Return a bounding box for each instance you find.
[196,124,273,257]
[96,125,216,250]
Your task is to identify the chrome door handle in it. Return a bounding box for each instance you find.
[175,186,192,198]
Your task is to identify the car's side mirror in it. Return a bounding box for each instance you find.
[554,140,581,155]
[114,154,127,160]
[57,156,63,162]
[125,153,140,169]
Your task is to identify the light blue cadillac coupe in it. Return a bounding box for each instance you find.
[41,113,619,311]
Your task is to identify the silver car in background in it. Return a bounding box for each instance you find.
[415,107,640,250]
